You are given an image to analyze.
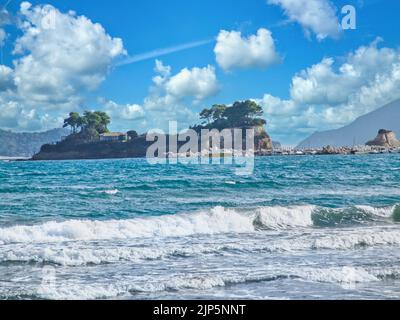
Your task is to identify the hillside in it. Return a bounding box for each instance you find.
[0,128,68,157]
[297,100,400,148]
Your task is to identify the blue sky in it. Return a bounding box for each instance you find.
[0,0,399,145]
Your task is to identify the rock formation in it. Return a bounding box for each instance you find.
[366,129,400,148]
[254,126,273,152]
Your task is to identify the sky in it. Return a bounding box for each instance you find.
[0,0,399,145]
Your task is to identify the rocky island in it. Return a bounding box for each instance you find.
[32,101,274,161]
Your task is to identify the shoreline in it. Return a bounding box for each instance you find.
[2,150,399,163]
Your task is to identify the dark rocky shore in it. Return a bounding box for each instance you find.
[32,135,152,161]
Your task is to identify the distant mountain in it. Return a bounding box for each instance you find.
[297,100,400,149]
[0,128,69,157]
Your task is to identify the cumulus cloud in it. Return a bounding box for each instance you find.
[268,0,340,40]
[257,41,400,144]
[99,60,219,133]
[166,65,219,100]
[2,3,214,133]
[214,28,280,71]
[12,2,125,109]
[0,96,63,131]
[100,98,145,121]
[0,2,126,131]
[145,60,219,109]
[0,65,14,92]
[290,40,400,107]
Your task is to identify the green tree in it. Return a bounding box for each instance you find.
[94,111,111,134]
[63,112,81,133]
[211,104,227,122]
[223,100,264,127]
[200,108,213,125]
[82,111,110,134]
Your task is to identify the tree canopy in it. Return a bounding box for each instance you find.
[63,112,81,134]
[63,111,111,137]
[198,100,266,130]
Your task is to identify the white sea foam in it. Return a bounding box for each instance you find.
[0,205,396,245]
[32,266,386,300]
[102,189,119,195]
[313,229,400,250]
[302,267,379,284]
[2,227,399,267]
[0,243,224,266]
[355,205,395,218]
[224,181,237,185]
[0,246,164,266]
[0,207,255,244]
[255,205,316,230]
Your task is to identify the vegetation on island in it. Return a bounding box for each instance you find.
[61,100,268,143]
[195,100,267,131]
[193,100,271,150]
[63,111,111,141]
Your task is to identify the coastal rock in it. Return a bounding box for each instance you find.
[254,126,273,152]
[321,145,336,155]
[366,129,400,148]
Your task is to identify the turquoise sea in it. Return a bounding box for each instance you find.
[0,155,400,300]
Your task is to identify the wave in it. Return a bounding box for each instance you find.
[0,243,224,267]
[11,266,396,300]
[312,229,400,250]
[2,227,400,267]
[0,205,397,245]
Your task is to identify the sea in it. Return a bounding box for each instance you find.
[0,154,399,300]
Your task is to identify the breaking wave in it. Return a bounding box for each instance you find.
[0,205,397,245]
[6,266,398,300]
[1,227,400,267]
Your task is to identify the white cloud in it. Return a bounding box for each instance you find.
[0,96,63,131]
[290,40,400,112]
[12,2,125,109]
[0,65,14,92]
[145,60,219,109]
[257,41,400,144]
[268,0,340,40]
[166,65,219,100]
[100,99,145,121]
[98,60,218,133]
[0,2,126,132]
[214,28,280,71]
